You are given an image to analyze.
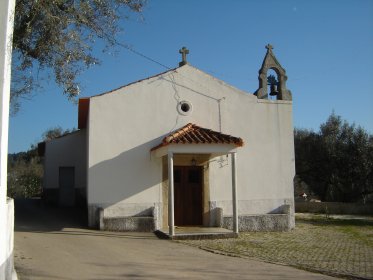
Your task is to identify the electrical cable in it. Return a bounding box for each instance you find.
[118,42,171,70]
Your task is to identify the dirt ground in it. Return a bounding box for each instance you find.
[14,199,337,280]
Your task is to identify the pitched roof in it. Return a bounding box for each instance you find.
[151,123,244,151]
[78,67,179,129]
[92,67,179,98]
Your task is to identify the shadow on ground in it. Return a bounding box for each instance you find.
[14,198,157,240]
[14,198,88,232]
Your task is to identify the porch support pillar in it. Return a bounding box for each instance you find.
[168,152,175,237]
[231,152,239,234]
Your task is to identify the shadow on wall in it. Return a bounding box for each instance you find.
[269,204,291,214]
[87,137,166,221]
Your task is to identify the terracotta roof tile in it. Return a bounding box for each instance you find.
[151,123,244,151]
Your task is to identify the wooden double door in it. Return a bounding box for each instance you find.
[174,166,203,226]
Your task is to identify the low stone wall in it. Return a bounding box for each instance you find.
[296,202,373,215]
[102,217,155,232]
[217,204,293,232]
[96,205,294,232]
[99,207,156,232]
[223,214,291,232]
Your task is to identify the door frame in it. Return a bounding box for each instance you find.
[162,154,211,229]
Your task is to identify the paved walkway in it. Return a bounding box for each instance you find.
[184,214,373,279]
[14,199,337,280]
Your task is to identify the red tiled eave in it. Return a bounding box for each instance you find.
[151,123,244,151]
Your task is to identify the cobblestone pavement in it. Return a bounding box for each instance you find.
[182,214,373,279]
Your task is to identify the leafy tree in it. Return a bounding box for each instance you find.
[7,145,43,198]
[42,126,75,141]
[295,113,373,203]
[11,0,146,114]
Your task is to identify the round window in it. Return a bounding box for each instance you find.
[177,101,193,116]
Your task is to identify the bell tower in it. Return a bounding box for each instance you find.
[254,44,292,101]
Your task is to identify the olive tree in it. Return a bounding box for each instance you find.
[295,113,373,202]
[11,0,146,114]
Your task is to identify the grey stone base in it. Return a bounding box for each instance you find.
[154,230,238,240]
[101,216,155,232]
[94,206,157,232]
[223,214,292,232]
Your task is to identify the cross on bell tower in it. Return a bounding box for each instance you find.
[179,46,189,66]
[265,44,273,52]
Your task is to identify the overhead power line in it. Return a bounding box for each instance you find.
[118,42,171,70]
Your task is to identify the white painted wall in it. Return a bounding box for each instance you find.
[44,130,87,191]
[211,98,295,215]
[0,0,16,278]
[87,64,295,226]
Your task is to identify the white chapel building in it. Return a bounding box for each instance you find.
[40,45,296,237]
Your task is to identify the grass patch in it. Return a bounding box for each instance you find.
[298,214,373,247]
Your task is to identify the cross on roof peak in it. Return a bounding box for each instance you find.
[265,44,274,52]
[179,46,189,66]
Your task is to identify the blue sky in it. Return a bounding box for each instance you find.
[8,0,373,153]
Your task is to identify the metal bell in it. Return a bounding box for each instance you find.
[269,84,278,96]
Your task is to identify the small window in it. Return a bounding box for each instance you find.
[181,103,190,112]
[177,101,193,116]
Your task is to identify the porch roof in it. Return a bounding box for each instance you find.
[151,123,244,155]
